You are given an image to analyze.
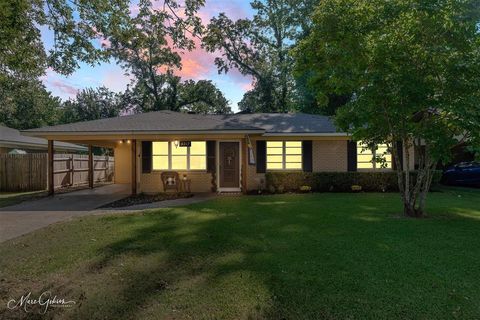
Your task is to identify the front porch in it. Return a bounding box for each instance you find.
[45,136,252,196]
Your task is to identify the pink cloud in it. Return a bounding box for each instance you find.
[103,70,133,92]
[241,81,254,91]
[124,1,254,83]
[47,79,79,95]
[100,38,111,49]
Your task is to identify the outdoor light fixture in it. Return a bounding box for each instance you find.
[173,140,179,148]
[119,140,123,144]
[127,140,131,144]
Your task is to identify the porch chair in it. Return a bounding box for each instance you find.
[161,172,180,193]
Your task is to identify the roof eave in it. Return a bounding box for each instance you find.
[0,141,87,151]
[262,132,349,137]
[21,129,266,137]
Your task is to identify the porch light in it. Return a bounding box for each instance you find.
[173,140,179,148]
[119,140,123,144]
[127,139,131,144]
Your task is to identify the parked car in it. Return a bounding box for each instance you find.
[441,162,480,187]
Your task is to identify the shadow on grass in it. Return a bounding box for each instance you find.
[26,192,480,319]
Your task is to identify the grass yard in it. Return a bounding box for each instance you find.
[1,188,480,319]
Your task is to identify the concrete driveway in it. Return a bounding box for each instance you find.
[0,184,130,242]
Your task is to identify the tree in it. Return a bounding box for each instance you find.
[60,87,125,123]
[0,0,133,77]
[177,80,231,114]
[109,3,186,112]
[294,0,480,217]
[124,74,231,114]
[0,75,61,130]
[203,0,317,112]
[108,1,230,114]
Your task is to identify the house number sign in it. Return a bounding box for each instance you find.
[179,141,191,147]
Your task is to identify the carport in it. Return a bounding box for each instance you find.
[43,137,135,196]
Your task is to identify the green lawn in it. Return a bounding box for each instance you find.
[1,188,480,319]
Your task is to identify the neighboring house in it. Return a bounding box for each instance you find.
[0,125,87,154]
[22,111,414,194]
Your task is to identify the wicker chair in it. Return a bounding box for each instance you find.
[161,172,180,192]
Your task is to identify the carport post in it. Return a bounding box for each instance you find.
[48,140,54,195]
[131,139,137,195]
[88,145,94,189]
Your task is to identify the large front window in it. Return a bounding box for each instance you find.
[267,141,302,170]
[357,141,392,170]
[152,141,206,170]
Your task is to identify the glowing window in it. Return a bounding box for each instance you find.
[171,142,188,170]
[151,141,206,171]
[357,141,392,170]
[152,142,169,170]
[189,141,207,170]
[267,141,302,170]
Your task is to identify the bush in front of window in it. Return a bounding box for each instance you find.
[265,171,442,193]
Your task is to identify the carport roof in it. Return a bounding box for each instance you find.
[0,125,87,151]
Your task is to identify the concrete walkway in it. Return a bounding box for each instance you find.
[94,193,215,214]
[0,185,215,243]
[0,184,130,242]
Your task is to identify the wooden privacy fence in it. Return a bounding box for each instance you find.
[0,154,115,192]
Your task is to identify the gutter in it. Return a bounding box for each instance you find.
[262,132,350,137]
[21,129,266,137]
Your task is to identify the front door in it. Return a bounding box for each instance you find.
[219,142,240,188]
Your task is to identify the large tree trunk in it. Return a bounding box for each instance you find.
[397,140,436,218]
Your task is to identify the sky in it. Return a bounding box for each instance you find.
[40,0,255,113]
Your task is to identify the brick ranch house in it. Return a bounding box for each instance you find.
[22,111,414,195]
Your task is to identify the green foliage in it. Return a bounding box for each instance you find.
[177,80,231,114]
[0,0,47,78]
[265,171,442,193]
[60,87,125,123]
[294,0,480,215]
[108,0,229,114]
[123,74,231,114]
[0,75,61,130]
[204,0,317,112]
[0,0,134,76]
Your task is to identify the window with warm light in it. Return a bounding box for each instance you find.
[267,141,302,170]
[152,141,169,170]
[152,141,206,170]
[189,141,207,170]
[357,141,392,170]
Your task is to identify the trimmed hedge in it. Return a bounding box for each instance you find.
[265,171,442,193]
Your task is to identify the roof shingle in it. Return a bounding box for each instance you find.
[22,111,342,135]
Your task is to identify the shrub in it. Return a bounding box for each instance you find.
[351,185,362,192]
[299,185,312,192]
[265,171,442,193]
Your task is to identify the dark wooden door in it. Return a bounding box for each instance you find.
[219,142,239,188]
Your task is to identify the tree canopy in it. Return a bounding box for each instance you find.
[203,0,317,113]
[0,0,133,77]
[0,75,61,130]
[294,0,480,217]
[60,87,125,124]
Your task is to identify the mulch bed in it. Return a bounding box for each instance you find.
[101,192,193,208]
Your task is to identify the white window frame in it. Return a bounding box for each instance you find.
[266,141,303,171]
[152,141,207,171]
